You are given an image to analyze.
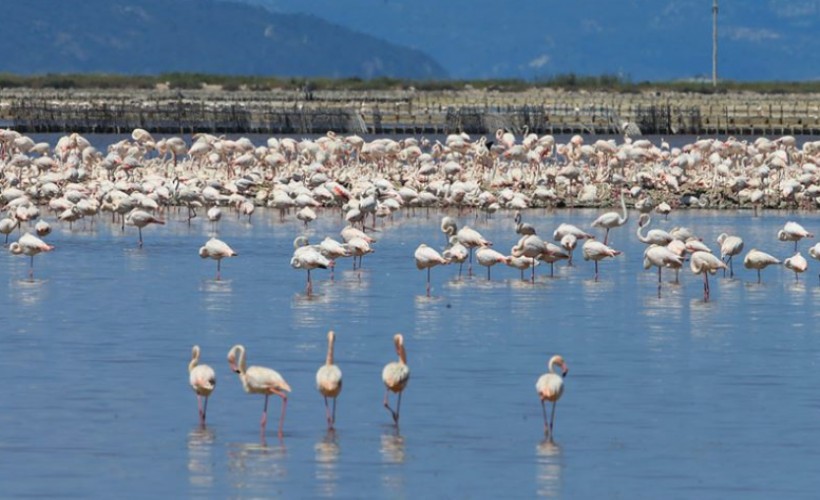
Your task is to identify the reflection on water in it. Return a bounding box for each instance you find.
[8,278,48,307]
[123,246,148,271]
[536,439,563,498]
[413,295,445,338]
[200,279,234,313]
[314,430,340,497]
[380,430,406,498]
[227,441,288,493]
[188,427,216,490]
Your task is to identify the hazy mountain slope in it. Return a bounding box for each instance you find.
[3,0,447,79]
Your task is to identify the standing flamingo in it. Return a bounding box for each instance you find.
[716,233,744,278]
[125,209,165,247]
[440,216,458,245]
[198,237,237,280]
[809,243,820,282]
[316,330,342,430]
[643,244,684,297]
[476,246,509,281]
[227,344,291,439]
[9,232,54,280]
[456,225,491,276]
[743,249,780,283]
[414,243,450,296]
[784,252,808,282]
[777,221,814,251]
[591,190,628,244]
[536,355,568,441]
[382,333,410,426]
[582,240,621,281]
[690,251,727,300]
[291,236,332,295]
[189,345,216,426]
[443,236,469,277]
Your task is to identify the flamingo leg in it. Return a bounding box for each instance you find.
[549,401,558,441]
[657,266,662,298]
[307,269,313,296]
[757,269,761,284]
[531,258,536,283]
[550,262,555,278]
[279,396,287,438]
[426,268,431,296]
[216,260,221,281]
[261,394,270,432]
[487,266,491,281]
[395,391,403,425]
[603,228,610,245]
[541,400,549,436]
[332,396,337,426]
[202,396,209,425]
[703,273,710,301]
[29,255,34,280]
[468,248,474,277]
[729,256,734,278]
[138,227,143,247]
[383,390,399,424]
[594,260,599,282]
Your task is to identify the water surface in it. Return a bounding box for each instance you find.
[2,207,820,498]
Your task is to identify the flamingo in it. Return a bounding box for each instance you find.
[198,238,237,280]
[125,209,165,247]
[538,243,570,277]
[443,236,469,277]
[34,220,51,237]
[0,216,18,244]
[536,355,568,441]
[777,221,813,251]
[591,190,628,244]
[514,211,536,235]
[189,345,216,426]
[511,234,547,282]
[475,247,508,281]
[291,237,332,295]
[456,225,491,275]
[414,243,449,296]
[582,240,621,281]
[784,252,808,282]
[809,243,820,282]
[9,232,54,280]
[382,333,410,426]
[635,214,673,246]
[743,249,780,283]
[316,330,342,429]
[227,344,291,439]
[690,251,727,301]
[643,244,684,297]
[506,254,539,280]
[716,233,744,278]
[440,215,458,244]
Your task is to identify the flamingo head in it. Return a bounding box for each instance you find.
[549,355,569,378]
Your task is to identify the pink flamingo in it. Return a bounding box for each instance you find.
[227,344,291,439]
[316,330,343,429]
[536,355,568,441]
[414,243,450,296]
[9,232,54,280]
[382,334,410,425]
[188,345,216,426]
[198,238,237,280]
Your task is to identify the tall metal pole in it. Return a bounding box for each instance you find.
[712,0,718,87]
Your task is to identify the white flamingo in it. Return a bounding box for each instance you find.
[591,190,628,244]
[316,330,342,429]
[414,243,449,296]
[382,333,410,426]
[9,232,54,280]
[199,238,237,280]
[743,248,780,284]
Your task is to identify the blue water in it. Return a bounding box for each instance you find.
[3,206,820,498]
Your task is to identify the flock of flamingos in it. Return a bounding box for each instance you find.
[2,126,820,439]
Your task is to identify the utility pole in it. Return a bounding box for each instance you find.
[712,0,718,87]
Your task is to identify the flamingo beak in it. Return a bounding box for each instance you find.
[562,364,569,378]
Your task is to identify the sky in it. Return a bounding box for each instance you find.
[238,0,820,81]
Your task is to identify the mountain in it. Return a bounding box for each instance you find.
[241,0,820,82]
[3,0,447,79]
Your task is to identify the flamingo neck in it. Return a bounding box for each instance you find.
[188,347,199,373]
[326,333,335,366]
[619,192,628,223]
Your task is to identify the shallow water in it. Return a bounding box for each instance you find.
[3,207,820,498]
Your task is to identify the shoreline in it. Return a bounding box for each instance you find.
[2,88,819,136]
